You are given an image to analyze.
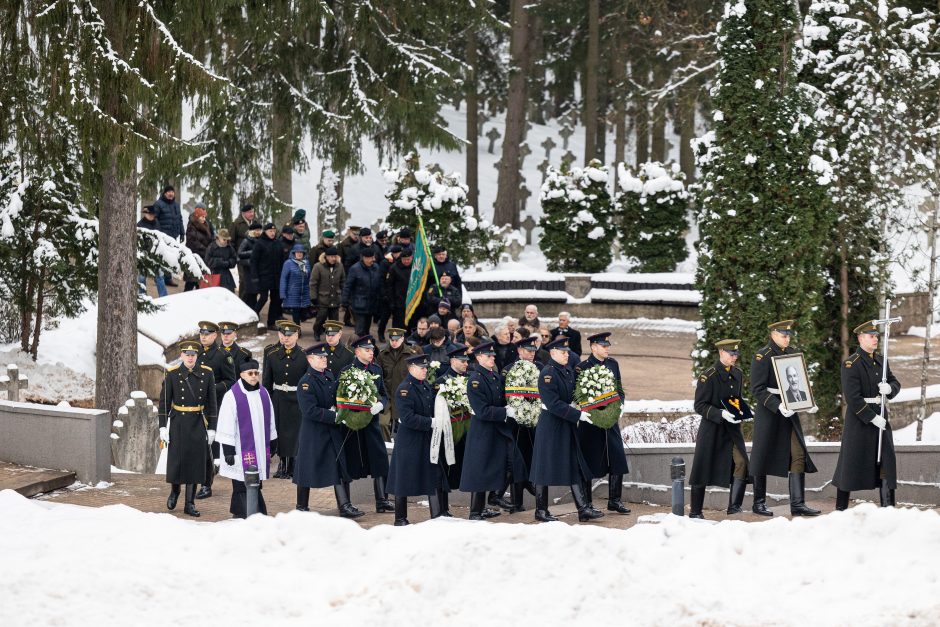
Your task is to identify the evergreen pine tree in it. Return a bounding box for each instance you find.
[693,0,836,430]
[539,160,615,273]
[616,161,689,272]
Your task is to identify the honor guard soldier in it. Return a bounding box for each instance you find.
[576,332,631,515]
[262,320,307,479]
[388,353,448,525]
[496,336,543,505]
[323,320,354,376]
[378,327,420,440]
[435,343,471,495]
[293,342,363,518]
[689,339,751,519]
[529,337,602,523]
[459,341,528,520]
[158,340,218,517]
[218,321,253,373]
[341,334,394,513]
[194,320,237,499]
[750,320,820,517]
[833,321,901,509]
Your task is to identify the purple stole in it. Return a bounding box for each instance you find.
[231,382,273,475]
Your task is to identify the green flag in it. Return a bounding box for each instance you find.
[405,218,433,324]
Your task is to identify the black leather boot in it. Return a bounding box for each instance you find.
[166,484,181,511]
[195,485,212,499]
[469,492,488,520]
[334,483,364,518]
[429,492,443,519]
[183,484,200,517]
[571,482,604,522]
[534,486,558,522]
[726,478,746,514]
[509,483,526,513]
[374,477,394,513]
[789,473,821,516]
[296,486,310,511]
[752,475,773,516]
[274,457,285,479]
[285,457,295,479]
[879,480,895,507]
[583,479,594,507]
[836,489,850,511]
[488,482,512,511]
[689,485,705,519]
[607,474,631,514]
[525,481,536,496]
[440,489,453,517]
[394,496,409,526]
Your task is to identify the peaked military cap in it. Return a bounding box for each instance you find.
[323,320,343,334]
[304,342,330,356]
[470,341,496,356]
[544,336,570,351]
[350,334,375,349]
[276,320,301,334]
[178,339,201,353]
[218,321,238,333]
[715,339,741,352]
[448,344,471,360]
[587,332,612,346]
[198,321,220,333]
[853,321,879,335]
[514,336,538,351]
[768,319,795,334]
[388,328,407,339]
[406,353,430,367]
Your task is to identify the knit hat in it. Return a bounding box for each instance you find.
[293,208,306,221]
[193,206,207,219]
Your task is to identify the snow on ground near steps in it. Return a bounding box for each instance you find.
[139,287,258,347]
[2,491,940,626]
[894,412,940,443]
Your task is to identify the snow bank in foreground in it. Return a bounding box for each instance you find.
[2,490,939,626]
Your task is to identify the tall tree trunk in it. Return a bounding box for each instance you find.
[678,85,697,182]
[650,59,669,162]
[272,101,294,226]
[612,42,627,194]
[583,0,600,164]
[527,14,545,125]
[633,60,650,166]
[317,160,346,233]
[918,194,939,441]
[96,149,139,419]
[465,29,480,216]
[29,267,45,360]
[493,0,529,228]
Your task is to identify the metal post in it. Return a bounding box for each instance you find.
[872,300,902,464]
[245,464,260,517]
[670,457,685,516]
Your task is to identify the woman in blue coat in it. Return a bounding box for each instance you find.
[280,244,312,324]
[387,354,447,525]
[459,341,527,520]
[529,337,604,523]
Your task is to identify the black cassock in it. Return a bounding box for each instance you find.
[158,364,218,485]
[262,345,307,457]
[689,361,750,488]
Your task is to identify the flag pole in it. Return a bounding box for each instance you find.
[418,213,442,297]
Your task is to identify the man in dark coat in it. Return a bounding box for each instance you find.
[340,335,394,513]
[388,353,448,525]
[342,247,383,337]
[338,226,362,270]
[689,339,751,519]
[431,245,462,291]
[309,247,345,341]
[293,342,363,518]
[459,341,527,520]
[386,247,414,330]
[237,222,263,309]
[194,321,237,499]
[324,320,354,376]
[374,244,401,342]
[218,321,253,373]
[262,320,307,479]
[310,229,336,265]
[575,332,631,515]
[500,336,543,500]
[435,344,471,493]
[529,337,603,523]
[833,321,902,510]
[750,319,821,517]
[230,204,256,296]
[378,328,419,440]
[250,223,286,327]
[158,340,218,517]
[153,185,183,286]
[550,312,583,357]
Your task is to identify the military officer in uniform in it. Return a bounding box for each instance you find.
[293,342,363,518]
[219,321,253,373]
[341,334,394,513]
[158,340,218,517]
[750,319,821,517]
[529,337,603,523]
[459,341,527,520]
[689,339,750,518]
[833,321,901,509]
[262,320,307,479]
[378,327,419,440]
[388,353,447,525]
[324,320,354,376]
[576,332,631,515]
[435,344,471,496]
[194,320,237,499]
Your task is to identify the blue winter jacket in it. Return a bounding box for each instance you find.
[153,192,183,240]
[280,245,312,308]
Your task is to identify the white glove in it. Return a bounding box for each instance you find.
[779,407,795,417]
[878,382,892,396]
[721,409,736,423]
[506,406,516,419]
[207,430,216,445]
[806,405,819,414]
[579,412,593,424]
[370,402,384,415]
[569,401,581,410]
[871,415,887,429]
[330,406,337,412]
[159,427,169,444]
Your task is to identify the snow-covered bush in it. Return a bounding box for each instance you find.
[384,153,503,266]
[616,161,689,272]
[538,160,614,273]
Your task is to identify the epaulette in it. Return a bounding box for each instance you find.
[698,366,716,382]
[264,343,280,355]
[200,364,213,371]
[755,346,771,361]
[844,353,860,369]
[239,347,252,357]
[166,364,180,372]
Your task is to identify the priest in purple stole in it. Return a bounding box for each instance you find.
[217,360,278,518]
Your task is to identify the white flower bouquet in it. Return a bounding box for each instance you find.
[336,368,380,430]
[439,375,472,442]
[574,365,622,429]
[504,360,541,427]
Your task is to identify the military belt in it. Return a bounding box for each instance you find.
[172,404,204,412]
[767,387,780,395]
[273,384,298,392]
[863,397,884,404]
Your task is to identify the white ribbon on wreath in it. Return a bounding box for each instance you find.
[430,391,456,465]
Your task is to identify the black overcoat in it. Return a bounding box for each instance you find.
[575,354,629,477]
[435,370,468,488]
[262,345,308,457]
[340,359,390,479]
[293,367,351,488]
[158,364,218,485]
[326,343,354,378]
[197,343,237,405]
[689,361,750,488]
[387,374,446,496]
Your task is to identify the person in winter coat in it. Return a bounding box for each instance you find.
[137,205,168,297]
[377,328,420,440]
[425,272,462,314]
[237,222,263,309]
[342,248,383,337]
[431,245,462,291]
[250,223,286,327]
[153,185,183,286]
[492,324,515,374]
[309,246,345,340]
[338,226,361,271]
[374,244,401,342]
[278,225,297,258]
[386,247,414,329]
[422,327,453,365]
[309,229,336,265]
[184,206,213,291]
[204,228,238,292]
[230,204,256,296]
[280,244,312,325]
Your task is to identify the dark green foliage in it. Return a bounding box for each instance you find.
[616,161,689,272]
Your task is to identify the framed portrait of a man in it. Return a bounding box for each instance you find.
[770,353,815,413]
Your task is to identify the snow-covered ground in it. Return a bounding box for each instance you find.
[2,490,939,625]
[894,412,940,443]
